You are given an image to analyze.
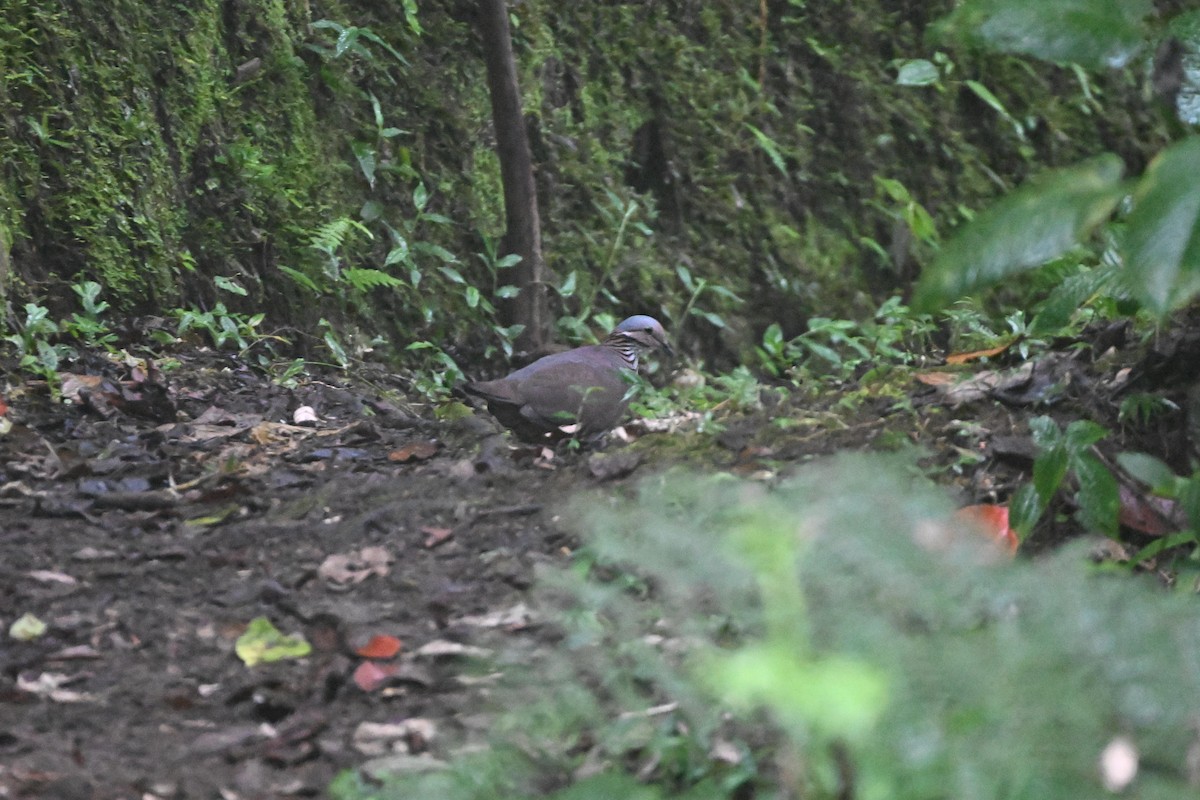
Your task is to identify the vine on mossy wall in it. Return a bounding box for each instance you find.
[0,0,1173,363]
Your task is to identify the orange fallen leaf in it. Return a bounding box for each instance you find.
[389,441,439,463]
[945,339,1018,365]
[356,634,403,660]
[353,660,400,692]
[955,504,1019,554]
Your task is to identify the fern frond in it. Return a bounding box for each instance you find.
[342,267,405,292]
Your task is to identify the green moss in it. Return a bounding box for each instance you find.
[0,0,1174,362]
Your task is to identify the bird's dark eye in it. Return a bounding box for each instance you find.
[644,327,653,333]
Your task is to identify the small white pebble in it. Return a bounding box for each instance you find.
[1100,735,1138,792]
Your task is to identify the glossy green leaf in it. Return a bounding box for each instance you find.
[913,155,1125,311]
[384,239,409,266]
[1123,137,1200,315]
[1033,444,1068,504]
[937,0,1151,69]
[1008,483,1044,539]
[1073,453,1120,536]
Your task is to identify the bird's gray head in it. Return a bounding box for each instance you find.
[610,315,673,356]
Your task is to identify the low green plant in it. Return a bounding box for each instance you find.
[172,303,268,351]
[406,340,465,400]
[1010,415,1119,539]
[335,454,1200,799]
[754,297,937,380]
[3,302,74,385]
[62,280,117,348]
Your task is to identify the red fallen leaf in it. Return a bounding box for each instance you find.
[955,504,1019,555]
[0,394,8,415]
[389,440,439,463]
[421,526,454,548]
[356,634,403,660]
[353,660,400,692]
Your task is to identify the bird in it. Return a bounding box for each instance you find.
[462,315,672,443]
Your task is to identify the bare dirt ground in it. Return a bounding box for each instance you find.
[0,323,1189,799]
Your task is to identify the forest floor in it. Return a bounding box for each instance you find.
[0,321,1191,799]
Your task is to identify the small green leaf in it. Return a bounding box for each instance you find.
[413,182,428,211]
[360,200,384,221]
[1116,452,1178,494]
[895,58,940,86]
[278,266,321,294]
[964,80,1011,119]
[762,322,784,350]
[496,285,521,299]
[693,309,727,328]
[1064,419,1108,451]
[351,141,376,188]
[384,240,409,266]
[465,285,480,308]
[234,616,312,666]
[675,263,695,290]
[746,123,788,176]
[214,275,247,296]
[913,155,1125,311]
[559,271,577,297]
[414,242,457,263]
[1028,415,1062,449]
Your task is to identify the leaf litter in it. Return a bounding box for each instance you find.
[1,319,1196,796]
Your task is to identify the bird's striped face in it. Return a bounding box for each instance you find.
[611,315,672,355]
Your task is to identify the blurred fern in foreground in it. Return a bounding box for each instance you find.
[341,455,1200,800]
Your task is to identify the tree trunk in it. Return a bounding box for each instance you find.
[477,0,548,351]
